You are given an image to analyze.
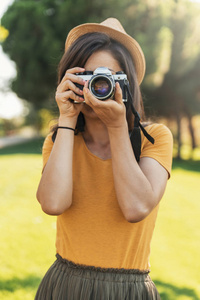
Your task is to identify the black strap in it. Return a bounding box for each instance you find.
[125,82,154,162]
[130,126,141,162]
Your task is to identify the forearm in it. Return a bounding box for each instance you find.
[37,117,76,215]
[108,124,154,222]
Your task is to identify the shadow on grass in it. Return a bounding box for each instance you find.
[172,158,200,173]
[0,275,41,292]
[154,280,199,300]
[0,137,45,155]
[0,276,199,299]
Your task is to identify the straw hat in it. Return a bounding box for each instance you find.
[65,18,146,85]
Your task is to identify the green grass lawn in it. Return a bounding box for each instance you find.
[0,138,199,299]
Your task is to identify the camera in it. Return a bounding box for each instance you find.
[74,67,128,102]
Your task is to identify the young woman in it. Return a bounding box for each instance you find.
[35,18,173,300]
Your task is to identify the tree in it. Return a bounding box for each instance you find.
[143,1,200,158]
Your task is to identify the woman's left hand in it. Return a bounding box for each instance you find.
[83,81,127,129]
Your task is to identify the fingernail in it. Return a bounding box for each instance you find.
[79,97,84,101]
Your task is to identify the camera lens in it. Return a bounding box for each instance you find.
[93,79,110,96]
[90,76,113,100]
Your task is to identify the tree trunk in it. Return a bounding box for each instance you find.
[176,112,182,160]
[185,109,196,149]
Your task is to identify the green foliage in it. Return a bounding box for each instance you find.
[0,140,200,299]
[1,0,125,109]
[1,0,61,109]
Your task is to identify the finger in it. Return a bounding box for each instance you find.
[57,79,84,96]
[60,68,85,85]
[60,73,85,87]
[83,81,101,108]
[114,82,123,104]
[67,67,85,74]
[83,81,114,109]
[56,90,84,103]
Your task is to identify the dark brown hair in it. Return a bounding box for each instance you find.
[56,32,145,132]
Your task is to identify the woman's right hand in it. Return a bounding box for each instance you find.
[55,67,86,121]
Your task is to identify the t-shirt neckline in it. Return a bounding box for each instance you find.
[80,133,112,162]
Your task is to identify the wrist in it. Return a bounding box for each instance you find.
[58,115,77,128]
[107,122,129,136]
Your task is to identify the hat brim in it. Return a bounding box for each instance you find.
[65,23,145,85]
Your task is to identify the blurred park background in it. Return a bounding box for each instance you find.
[0,0,200,299]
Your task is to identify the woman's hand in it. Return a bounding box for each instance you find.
[83,81,127,129]
[55,67,85,121]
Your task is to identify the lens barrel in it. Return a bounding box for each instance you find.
[89,75,114,100]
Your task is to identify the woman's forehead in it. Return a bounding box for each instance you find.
[84,50,121,73]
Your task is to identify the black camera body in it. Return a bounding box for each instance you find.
[74,67,128,102]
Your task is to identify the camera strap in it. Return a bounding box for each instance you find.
[125,83,154,162]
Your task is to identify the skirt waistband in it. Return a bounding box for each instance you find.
[56,253,150,276]
[35,255,160,299]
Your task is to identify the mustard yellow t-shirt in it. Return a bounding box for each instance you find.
[42,123,173,271]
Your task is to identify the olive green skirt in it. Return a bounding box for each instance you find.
[35,254,160,300]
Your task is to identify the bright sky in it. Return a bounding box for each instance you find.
[0,0,24,119]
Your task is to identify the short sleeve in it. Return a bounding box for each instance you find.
[140,124,173,178]
[42,133,54,171]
